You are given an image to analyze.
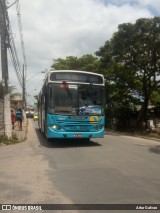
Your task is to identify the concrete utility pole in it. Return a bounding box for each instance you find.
[0,0,12,138]
[22,64,25,109]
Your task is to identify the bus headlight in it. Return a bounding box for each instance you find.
[94,125,104,131]
[99,125,104,130]
[94,126,99,130]
[51,125,61,130]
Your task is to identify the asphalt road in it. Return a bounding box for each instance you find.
[0,119,160,213]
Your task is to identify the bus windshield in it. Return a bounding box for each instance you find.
[48,83,105,115]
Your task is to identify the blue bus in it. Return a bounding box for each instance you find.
[38,70,106,140]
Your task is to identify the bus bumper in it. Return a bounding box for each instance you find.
[47,128,104,139]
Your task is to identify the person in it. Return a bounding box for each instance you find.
[11,110,16,130]
[16,108,23,130]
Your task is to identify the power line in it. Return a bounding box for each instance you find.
[15,0,27,107]
[16,0,27,82]
[1,0,27,107]
[1,0,23,87]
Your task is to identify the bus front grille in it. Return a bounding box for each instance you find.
[64,125,91,132]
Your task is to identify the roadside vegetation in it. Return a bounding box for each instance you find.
[1,17,160,135]
[51,17,160,132]
[0,132,19,146]
[0,81,21,100]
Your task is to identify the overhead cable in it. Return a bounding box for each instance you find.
[1,0,23,87]
[16,0,27,82]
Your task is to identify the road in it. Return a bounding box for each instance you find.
[0,119,160,212]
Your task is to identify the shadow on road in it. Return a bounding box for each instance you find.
[35,128,102,148]
[149,145,160,154]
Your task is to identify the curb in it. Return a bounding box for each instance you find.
[106,130,160,142]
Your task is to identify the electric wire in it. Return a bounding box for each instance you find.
[1,0,23,87]
[16,0,27,82]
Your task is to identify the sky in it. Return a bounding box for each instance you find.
[1,0,160,105]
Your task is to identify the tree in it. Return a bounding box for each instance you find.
[0,80,21,101]
[96,41,140,126]
[52,56,79,70]
[96,17,160,126]
[51,54,100,72]
[150,89,160,106]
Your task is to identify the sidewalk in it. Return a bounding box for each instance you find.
[0,112,28,146]
[13,115,28,141]
[0,111,28,142]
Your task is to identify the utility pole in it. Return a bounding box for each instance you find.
[22,64,25,109]
[0,0,12,138]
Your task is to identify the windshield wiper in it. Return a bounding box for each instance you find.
[62,81,73,107]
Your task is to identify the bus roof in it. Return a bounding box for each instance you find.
[44,70,105,85]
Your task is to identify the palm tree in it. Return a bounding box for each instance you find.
[0,80,21,100]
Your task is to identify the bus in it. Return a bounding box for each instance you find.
[38,70,106,140]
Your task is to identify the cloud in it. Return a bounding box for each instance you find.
[1,0,156,104]
[13,0,152,58]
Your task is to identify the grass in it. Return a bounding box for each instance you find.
[0,132,19,145]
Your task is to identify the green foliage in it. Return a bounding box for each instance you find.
[51,54,100,72]
[9,85,16,94]
[49,17,160,127]
[0,80,20,100]
[52,56,78,70]
[150,90,160,106]
[11,133,18,142]
[0,133,18,145]
[96,17,160,123]
[34,95,38,100]
[0,134,9,143]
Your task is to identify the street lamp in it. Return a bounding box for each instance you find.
[25,70,47,106]
[6,0,20,9]
[26,70,47,82]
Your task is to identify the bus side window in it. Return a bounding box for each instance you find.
[49,86,53,108]
[49,86,52,98]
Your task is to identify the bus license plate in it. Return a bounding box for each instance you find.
[74,134,82,137]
